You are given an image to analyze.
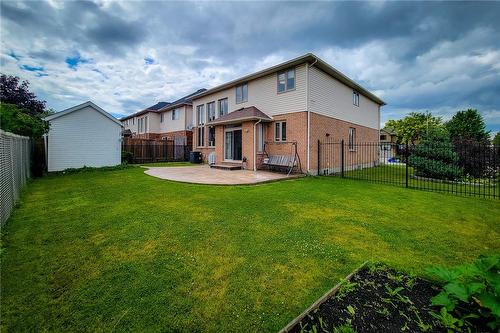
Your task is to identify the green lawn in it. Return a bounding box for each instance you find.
[1,166,499,332]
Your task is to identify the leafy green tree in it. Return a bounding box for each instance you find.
[0,103,48,137]
[0,74,49,137]
[492,132,500,146]
[445,109,489,143]
[408,127,463,180]
[386,112,443,144]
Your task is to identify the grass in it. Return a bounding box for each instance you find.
[1,167,499,332]
[344,164,499,198]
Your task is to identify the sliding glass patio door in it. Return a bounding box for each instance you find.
[224,127,242,161]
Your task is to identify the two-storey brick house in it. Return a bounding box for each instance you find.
[192,53,385,174]
[121,89,206,145]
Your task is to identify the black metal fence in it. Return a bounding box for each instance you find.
[318,139,500,199]
[122,141,190,164]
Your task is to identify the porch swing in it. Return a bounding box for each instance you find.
[262,141,302,175]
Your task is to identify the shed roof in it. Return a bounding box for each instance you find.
[207,106,272,126]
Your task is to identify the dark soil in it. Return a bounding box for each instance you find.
[287,265,493,333]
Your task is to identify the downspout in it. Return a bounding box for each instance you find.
[253,119,262,171]
[306,57,318,174]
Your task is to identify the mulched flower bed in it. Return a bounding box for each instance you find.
[284,264,492,333]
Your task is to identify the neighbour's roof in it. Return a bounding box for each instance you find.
[120,88,207,121]
[207,106,272,126]
[381,127,396,135]
[192,53,385,106]
[45,101,122,126]
[158,88,207,111]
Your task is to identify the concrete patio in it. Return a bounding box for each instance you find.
[143,165,300,185]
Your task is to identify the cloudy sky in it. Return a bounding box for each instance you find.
[1,1,499,132]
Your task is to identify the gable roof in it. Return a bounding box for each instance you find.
[45,101,122,126]
[192,53,385,106]
[120,101,171,121]
[207,106,272,126]
[158,88,207,111]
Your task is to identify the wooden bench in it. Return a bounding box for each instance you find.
[263,155,296,174]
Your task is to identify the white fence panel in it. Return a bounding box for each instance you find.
[0,129,31,225]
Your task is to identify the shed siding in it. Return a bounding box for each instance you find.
[47,106,121,171]
[193,63,307,121]
[309,66,380,130]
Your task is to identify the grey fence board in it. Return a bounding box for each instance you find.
[0,129,31,225]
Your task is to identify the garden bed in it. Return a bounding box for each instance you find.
[281,264,492,333]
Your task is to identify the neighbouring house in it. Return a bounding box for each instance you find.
[379,127,398,162]
[192,53,385,174]
[44,101,122,172]
[121,89,206,146]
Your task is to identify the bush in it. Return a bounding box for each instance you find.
[121,151,134,164]
[408,128,463,180]
[0,103,48,137]
[426,255,500,331]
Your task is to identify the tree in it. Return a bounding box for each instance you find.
[445,109,489,143]
[0,74,49,137]
[0,104,49,137]
[386,112,443,144]
[0,74,46,116]
[408,127,463,180]
[492,132,500,146]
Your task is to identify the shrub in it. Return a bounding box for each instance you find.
[121,150,134,164]
[408,128,463,180]
[426,255,500,331]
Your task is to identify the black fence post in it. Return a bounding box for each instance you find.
[405,141,409,188]
[317,139,320,176]
[341,139,345,178]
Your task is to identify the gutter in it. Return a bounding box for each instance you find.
[253,119,262,171]
[307,57,318,174]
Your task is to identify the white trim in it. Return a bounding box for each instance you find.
[306,62,311,173]
[45,101,122,126]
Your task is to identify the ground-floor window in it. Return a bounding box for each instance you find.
[349,127,356,150]
[197,126,205,147]
[257,123,265,152]
[275,121,286,142]
[208,126,215,147]
[224,125,242,161]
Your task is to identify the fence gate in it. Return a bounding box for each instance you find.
[318,139,500,199]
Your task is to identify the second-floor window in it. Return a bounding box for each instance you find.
[275,121,286,142]
[218,98,228,117]
[353,91,360,106]
[144,116,148,132]
[277,68,295,93]
[197,105,205,125]
[160,113,164,123]
[172,108,179,120]
[236,83,248,104]
[207,102,215,121]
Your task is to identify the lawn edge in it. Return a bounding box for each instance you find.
[278,261,368,333]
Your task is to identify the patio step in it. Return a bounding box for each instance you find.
[210,164,242,171]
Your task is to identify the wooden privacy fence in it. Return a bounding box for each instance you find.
[122,139,190,164]
[0,130,31,225]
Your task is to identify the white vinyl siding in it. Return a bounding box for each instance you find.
[47,106,121,171]
[309,66,379,129]
[192,63,307,118]
[159,106,189,133]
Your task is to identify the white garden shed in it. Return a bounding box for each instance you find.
[44,101,122,172]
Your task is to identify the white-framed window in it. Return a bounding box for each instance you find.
[349,127,356,150]
[277,68,295,93]
[160,113,164,123]
[353,91,360,106]
[208,126,215,146]
[132,118,135,125]
[257,123,265,152]
[144,116,148,132]
[207,102,215,121]
[172,108,180,120]
[236,83,248,104]
[275,121,286,142]
[197,127,205,147]
[218,98,228,117]
[197,105,205,125]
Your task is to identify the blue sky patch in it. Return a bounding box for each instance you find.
[65,53,90,69]
[8,51,20,60]
[20,64,44,72]
[144,57,154,65]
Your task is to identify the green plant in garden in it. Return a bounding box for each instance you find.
[408,127,463,180]
[333,323,357,333]
[427,255,500,330]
